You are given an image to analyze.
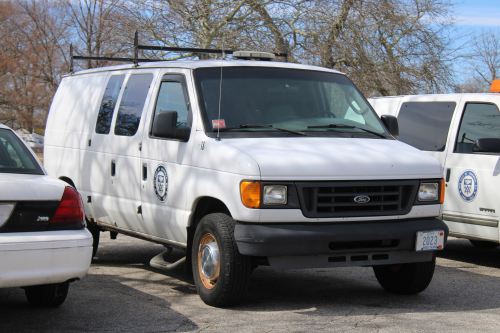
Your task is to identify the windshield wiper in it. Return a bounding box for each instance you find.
[213,124,305,136]
[307,124,387,138]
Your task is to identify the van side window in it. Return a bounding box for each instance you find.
[114,74,154,136]
[397,102,455,151]
[95,75,125,134]
[154,81,189,127]
[455,103,500,153]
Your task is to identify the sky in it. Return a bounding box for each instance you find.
[454,0,500,28]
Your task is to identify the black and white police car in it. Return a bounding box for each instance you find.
[0,124,92,307]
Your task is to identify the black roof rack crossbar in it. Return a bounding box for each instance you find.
[139,45,287,58]
[70,31,288,73]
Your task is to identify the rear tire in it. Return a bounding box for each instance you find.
[373,256,436,295]
[86,218,100,258]
[24,282,69,307]
[469,239,499,249]
[192,213,252,307]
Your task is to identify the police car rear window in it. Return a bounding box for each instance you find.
[0,129,43,175]
[114,74,154,137]
[397,102,455,151]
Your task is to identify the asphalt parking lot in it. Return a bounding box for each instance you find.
[2,235,500,332]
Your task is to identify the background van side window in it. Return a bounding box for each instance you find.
[455,103,500,153]
[114,74,154,136]
[397,102,455,151]
[153,80,190,129]
[95,75,125,134]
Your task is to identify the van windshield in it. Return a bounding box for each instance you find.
[193,67,387,138]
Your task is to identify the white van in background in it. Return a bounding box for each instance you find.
[369,81,500,249]
[44,47,448,307]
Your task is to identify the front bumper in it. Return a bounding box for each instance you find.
[0,229,93,288]
[235,218,448,269]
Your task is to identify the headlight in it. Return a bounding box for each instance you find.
[418,183,438,201]
[263,185,287,205]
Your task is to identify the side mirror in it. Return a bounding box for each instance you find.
[473,138,500,153]
[152,111,191,142]
[380,115,399,139]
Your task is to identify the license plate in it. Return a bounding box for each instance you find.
[416,230,445,251]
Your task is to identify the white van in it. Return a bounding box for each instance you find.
[369,82,500,251]
[44,49,448,307]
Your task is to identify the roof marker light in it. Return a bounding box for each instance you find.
[490,80,500,93]
[233,51,275,61]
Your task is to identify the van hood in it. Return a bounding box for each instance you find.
[225,137,443,180]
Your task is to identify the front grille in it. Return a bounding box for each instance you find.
[296,180,418,218]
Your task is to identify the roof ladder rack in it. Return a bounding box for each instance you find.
[70,31,288,73]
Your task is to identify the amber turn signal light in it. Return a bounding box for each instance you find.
[241,181,261,209]
[440,179,445,204]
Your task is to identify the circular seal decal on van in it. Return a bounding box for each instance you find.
[153,164,168,203]
[458,170,478,202]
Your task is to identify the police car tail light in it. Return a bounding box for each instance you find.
[440,179,445,204]
[263,185,287,205]
[418,183,438,201]
[241,181,261,209]
[51,186,85,223]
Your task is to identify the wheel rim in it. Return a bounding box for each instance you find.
[198,233,220,289]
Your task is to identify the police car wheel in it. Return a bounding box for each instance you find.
[24,281,69,307]
[373,256,436,295]
[469,239,500,249]
[192,213,252,307]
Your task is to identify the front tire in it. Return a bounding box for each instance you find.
[373,256,436,295]
[192,213,252,307]
[469,239,499,249]
[24,282,69,307]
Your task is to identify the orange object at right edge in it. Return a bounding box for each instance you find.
[490,80,500,93]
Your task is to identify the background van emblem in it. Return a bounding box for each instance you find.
[354,195,370,203]
[153,164,168,203]
[458,170,478,202]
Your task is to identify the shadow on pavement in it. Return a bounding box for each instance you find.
[437,237,500,269]
[4,234,500,332]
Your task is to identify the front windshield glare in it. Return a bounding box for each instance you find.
[194,67,386,136]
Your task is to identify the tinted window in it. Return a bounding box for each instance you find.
[114,74,154,136]
[397,102,455,151]
[95,75,125,134]
[194,67,386,137]
[0,129,43,174]
[153,80,189,128]
[455,103,500,153]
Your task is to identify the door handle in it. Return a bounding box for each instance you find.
[111,160,116,177]
[445,168,451,182]
[142,163,147,181]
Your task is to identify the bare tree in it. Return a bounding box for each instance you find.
[340,0,456,96]
[128,0,259,60]
[66,0,133,69]
[469,29,500,89]
[0,0,69,131]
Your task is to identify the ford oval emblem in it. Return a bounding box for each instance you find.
[354,195,370,204]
